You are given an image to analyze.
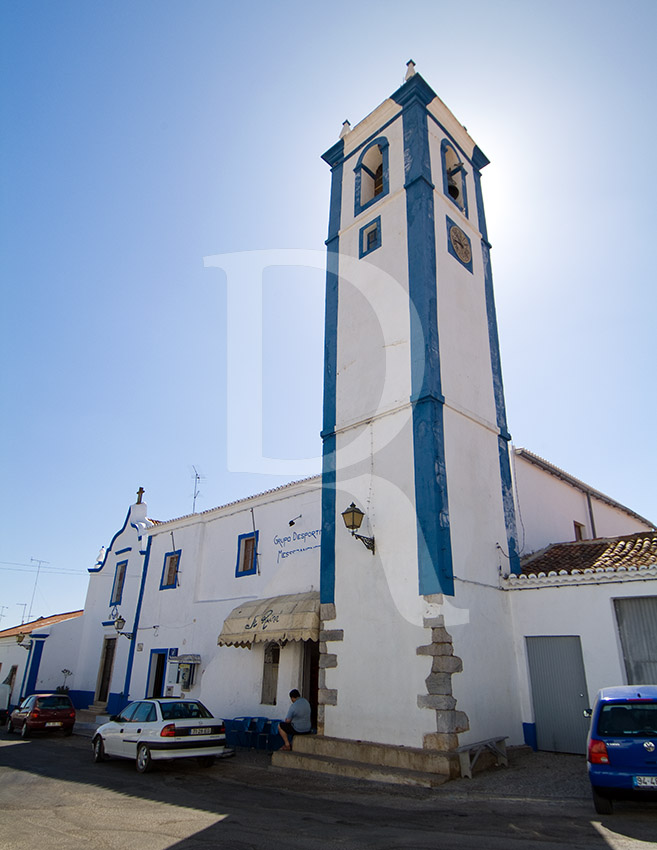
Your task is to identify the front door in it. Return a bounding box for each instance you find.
[301,640,319,728]
[147,650,167,698]
[96,637,117,703]
[526,635,591,754]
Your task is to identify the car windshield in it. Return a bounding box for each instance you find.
[36,696,72,709]
[159,701,212,720]
[598,702,657,737]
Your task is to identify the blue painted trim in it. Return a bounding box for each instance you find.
[446,216,473,274]
[159,549,181,590]
[110,560,128,605]
[101,620,115,627]
[481,239,520,573]
[88,508,132,573]
[472,160,488,243]
[67,689,95,710]
[235,531,258,577]
[358,215,382,258]
[23,638,46,697]
[106,691,127,716]
[319,154,343,606]
[523,722,538,751]
[145,648,169,699]
[398,86,454,597]
[354,137,389,218]
[122,535,152,701]
[441,139,469,219]
[115,547,132,555]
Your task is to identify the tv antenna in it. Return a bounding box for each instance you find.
[0,605,7,627]
[17,603,27,624]
[191,466,206,513]
[28,558,49,622]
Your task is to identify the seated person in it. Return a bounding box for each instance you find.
[278,689,312,751]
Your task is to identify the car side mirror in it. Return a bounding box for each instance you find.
[583,708,592,718]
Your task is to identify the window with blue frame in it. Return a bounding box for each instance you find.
[160,550,181,589]
[110,561,128,605]
[441,139,468,216]
[354,138,389,217]
[235,531,258,577]
[359,216,382,258]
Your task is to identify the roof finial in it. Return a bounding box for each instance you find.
[136,486,145,504]
[339,120,351,140]
[405,60,416,82]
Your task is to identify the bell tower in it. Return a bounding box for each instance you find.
[318,66,522,751]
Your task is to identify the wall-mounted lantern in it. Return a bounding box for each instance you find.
[341,502,375,554]
[16,632,32,650]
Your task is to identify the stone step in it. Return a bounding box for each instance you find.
[271,750,451,787]
[291,734,456,776]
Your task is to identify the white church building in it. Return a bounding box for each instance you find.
[3,68,656,782]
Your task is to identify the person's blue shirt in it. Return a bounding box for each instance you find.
[287,696,312,732]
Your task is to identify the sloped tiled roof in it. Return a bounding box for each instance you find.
[0,610,83,639]
[507,531,657,589]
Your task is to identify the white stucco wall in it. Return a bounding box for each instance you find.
[513,452,653,554]
[30,616,85,693]
[508,579,657,726]
[126,479,321,721]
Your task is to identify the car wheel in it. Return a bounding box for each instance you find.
[20,722,31,739]
[6,717,13,734]
[136,744,152,773]
[92,736,105,763]
[592,787,613,815]
[197,756,216,768]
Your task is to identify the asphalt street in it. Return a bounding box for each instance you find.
[1,729,656,850]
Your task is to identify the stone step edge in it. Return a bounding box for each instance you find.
[271,750,451,787]
[293,734,455,772]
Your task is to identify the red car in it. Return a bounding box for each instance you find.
[6,694,76,737]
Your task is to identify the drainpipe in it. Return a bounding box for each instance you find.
[586,491,597,538]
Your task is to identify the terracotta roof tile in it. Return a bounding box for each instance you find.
[520,531,657,576]
[0,610,83,638]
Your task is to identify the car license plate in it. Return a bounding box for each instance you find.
[190,727,209,735]
[633,776,657,788]
[45,722,62,727]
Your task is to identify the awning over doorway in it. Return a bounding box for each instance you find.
[217,591,320,648]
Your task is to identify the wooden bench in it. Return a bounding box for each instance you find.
[455,737,508,779]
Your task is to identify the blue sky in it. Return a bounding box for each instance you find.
[2,0,656,628]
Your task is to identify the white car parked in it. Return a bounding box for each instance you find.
[92,698,231,772]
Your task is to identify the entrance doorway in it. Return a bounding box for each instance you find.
[526,635,591,754]
[301,640,319,728]
[96,637,117,704]
[147,650,168,698]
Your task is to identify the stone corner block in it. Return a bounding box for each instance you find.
[319,629,344,642]
[320,603,337,622]
[318,688,338,706]
[417,694,457,711]
[423,615,445,629]
[423,732,459,752]
[319,653,337,668]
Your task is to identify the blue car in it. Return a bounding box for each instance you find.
[586,685,657,814]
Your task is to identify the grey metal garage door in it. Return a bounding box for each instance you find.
[614,596,657,684]
[526,635,591,754]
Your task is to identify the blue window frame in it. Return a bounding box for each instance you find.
[359,216,382,258]
[441,139,468,217]
[354,137,389,217]
[160,549,181,590]
[235,531,258,577]
[110,561,128,605]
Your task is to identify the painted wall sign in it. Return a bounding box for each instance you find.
[273,528,322,563]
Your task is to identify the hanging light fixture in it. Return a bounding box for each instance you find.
[341,503,375,554]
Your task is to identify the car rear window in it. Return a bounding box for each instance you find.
[36,696,73,709]
[159,701,212,720]
[598,702,657,737]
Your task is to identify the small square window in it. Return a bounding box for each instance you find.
[235,531,258,577]
[359,216,382,258]
[110,561,128,605]
[160,550,181,590]
[574,521,586,541]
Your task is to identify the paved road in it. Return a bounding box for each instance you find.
[1,730,656,849]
